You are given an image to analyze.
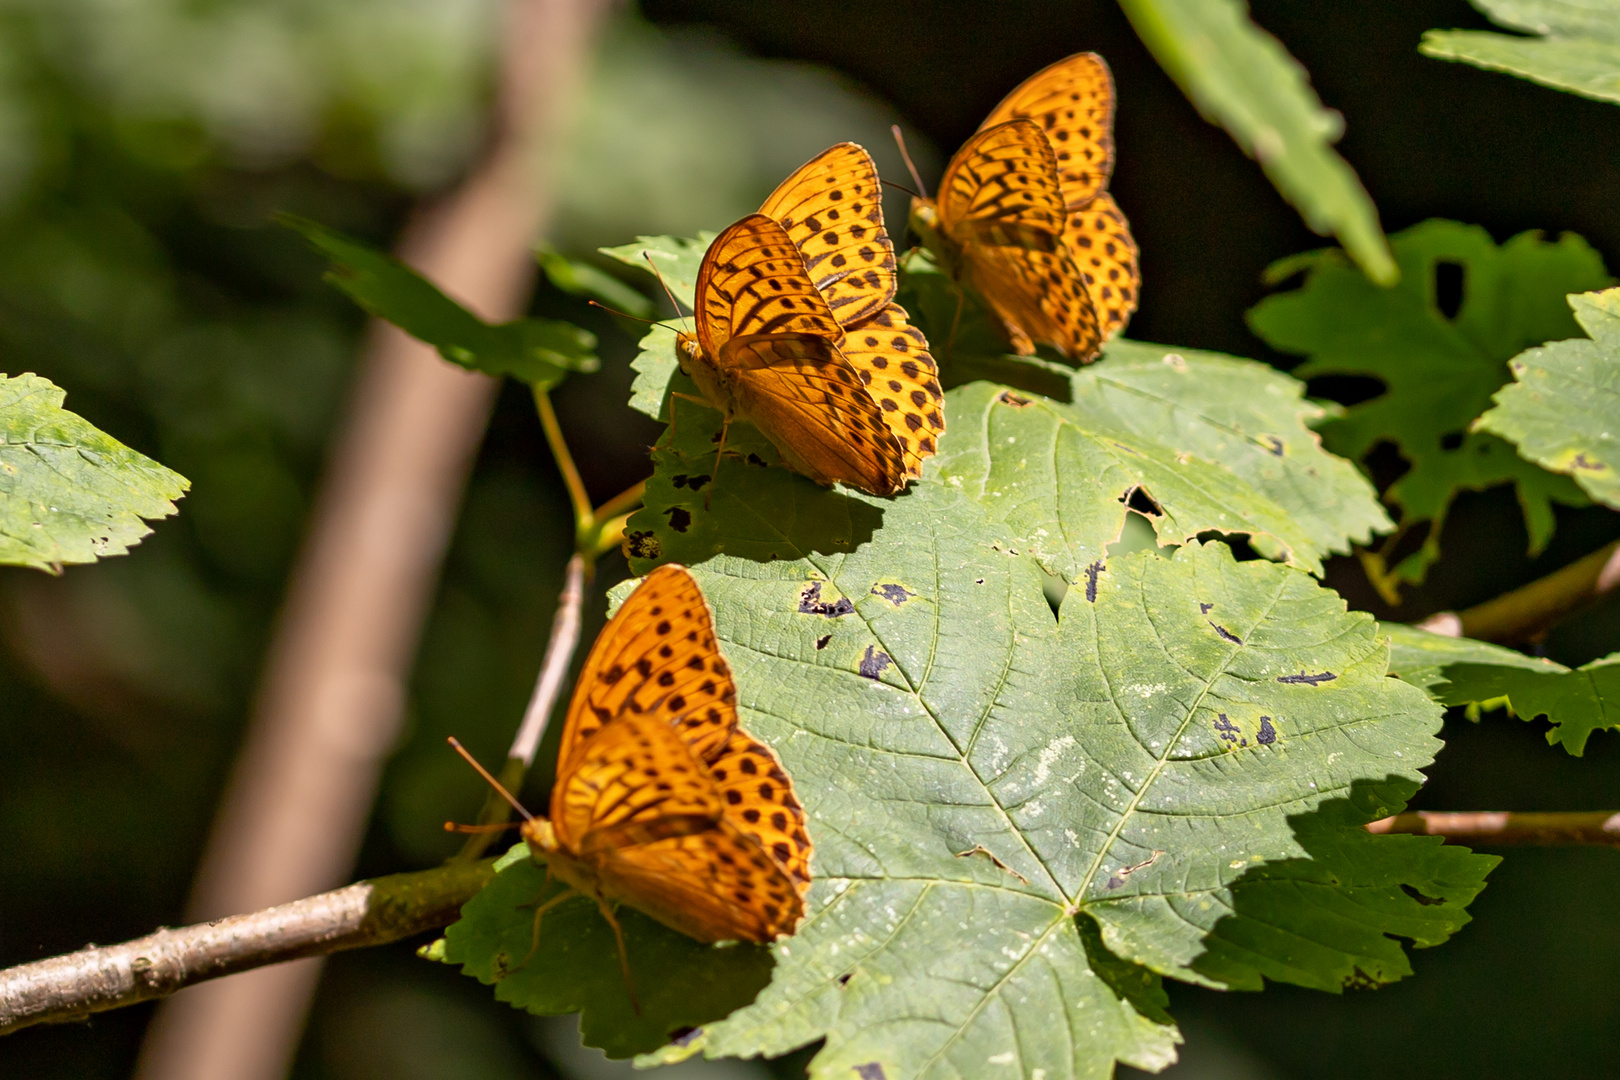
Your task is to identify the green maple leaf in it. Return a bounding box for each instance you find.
[446,345,1492,1074]
[1385,623,1620,755]
[1422,0,1620,107]
[1477,287,1620,508]
[1,373,188,571]
[1249,219,1611,597]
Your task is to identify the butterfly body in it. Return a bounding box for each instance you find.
[911,52,1139,363]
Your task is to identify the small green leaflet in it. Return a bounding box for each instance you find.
[1384,623,1620,755]
[0,373,188,571]
[536,244,655,319]
[1117,0,1396,284]
[1249,219,1611,596]
[441,844,774,1058]
[601,233,716,419]
[600,232,714,311]
[1422,0,1620,106]
[283,216,599,387]
[1477,287,1620,508]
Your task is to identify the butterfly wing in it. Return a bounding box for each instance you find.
[980,51,1116,210]
[758,142,896,327]
[1064,191,1140,339]
[704,727,813,897]
[841,303,945,478]
[556,564,738,771]
[693,214,844,360]
[725,334,908,494]
[937,120,1070,248]
[936,121,1100,361]
[696,215,907,496]
[556,713,806,943]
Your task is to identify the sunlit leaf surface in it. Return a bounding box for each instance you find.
[0,373,187,571]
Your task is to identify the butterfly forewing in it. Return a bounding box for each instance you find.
[1064,191,1140,338]
[694,214,843,359]
[938,120,1069,245]
[693,214,908,496]
[980,52,1116,210]
[840,303,945,478]
[557,565,739,771]
[758,142,897,327]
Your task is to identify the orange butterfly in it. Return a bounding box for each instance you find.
[907,52,1139,363]
[758,142,946,480]
[675,212,910,495]
[452,565,811,1001]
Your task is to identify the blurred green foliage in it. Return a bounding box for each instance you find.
[1,1,1619,1079]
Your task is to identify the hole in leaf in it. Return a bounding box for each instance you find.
[1305,374,1386,407]
[1434,260,1465,320]
[1195,532,1260,561]
[1361,439,1411,492]
[1122,486,1162,517]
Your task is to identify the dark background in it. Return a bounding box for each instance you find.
[1,2,1616,1077]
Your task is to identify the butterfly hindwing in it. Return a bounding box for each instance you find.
[556,565,739,772]
[980,51,1116,210]
[841,303,945,478]
[552,711,725,851]
[759,142,896,327]
[1063,191,1140,338]
[724,334,909,495]
[555,711,807,943]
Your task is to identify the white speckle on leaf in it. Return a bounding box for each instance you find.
[988,1052,1016,1065]
[1229,860,1245,869]
[1033,735,1075,783]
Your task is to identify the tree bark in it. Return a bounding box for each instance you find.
[1366,810,1620,845]
[132,3,612,1079]
[0,862,494,1038]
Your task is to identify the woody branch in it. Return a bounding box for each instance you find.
[0,861,494,1038]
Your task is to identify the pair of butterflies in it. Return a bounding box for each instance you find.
[459,564,811,965]
[674,52,1138,498]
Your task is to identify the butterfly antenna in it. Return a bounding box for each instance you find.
[879,177,921,199]
[447,737,533,821]
[587,299,664,325]
[443,820,521,834]
[643,252,688,317]
[891,125,929,200]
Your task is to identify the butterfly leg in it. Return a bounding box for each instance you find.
[592,896,642,1015]
[517,874,579,967]
[705,419,731,511]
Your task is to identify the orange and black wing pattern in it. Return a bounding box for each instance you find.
[759,142,896,327]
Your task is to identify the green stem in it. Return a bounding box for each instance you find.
[1418,538,1620,645]
[533,384,593,544]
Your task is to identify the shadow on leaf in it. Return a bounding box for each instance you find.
[442,852,776,1059]
[1189,776,1498,993]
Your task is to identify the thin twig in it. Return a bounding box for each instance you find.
[0,860,495,1038]
[510,551,587,767]
[1416,539,1620,644]
[534,385,593,540]
[1366,811,1620,845]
